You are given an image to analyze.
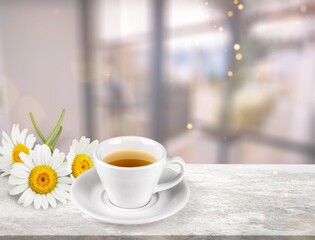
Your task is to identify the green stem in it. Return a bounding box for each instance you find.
[46,109,65,145]
[46,144,54,152]
[29,112,47,143]
[51,126,63,149]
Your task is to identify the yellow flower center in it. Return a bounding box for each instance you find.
[72,154,93,178]
[12,144,30,163]
[29,165,57,194]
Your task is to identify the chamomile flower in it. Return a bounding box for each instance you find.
[66,136,99,178]
[8,144,72,209]
[0,124,36,177]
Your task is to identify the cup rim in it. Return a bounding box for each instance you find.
[93,136,166,171]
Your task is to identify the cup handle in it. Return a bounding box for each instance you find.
[154,156,185,193]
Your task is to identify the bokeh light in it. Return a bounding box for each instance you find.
[238,4,244,10]
[300,5,307,13]
[186,123,193,130]
[234,43,241,51]
[227,11,234,17]
[235,53,243,60]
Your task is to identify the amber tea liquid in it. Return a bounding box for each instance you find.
[103,149,156,167]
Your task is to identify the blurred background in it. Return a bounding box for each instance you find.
[0,0,315,164]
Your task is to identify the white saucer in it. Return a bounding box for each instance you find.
[70,168,190,224]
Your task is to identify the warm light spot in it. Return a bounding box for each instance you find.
[187,123,193,130]
[273,170,278,175]
[227,71,233,77]
[235,53,243,60]
[300,5,307,13]
[234,43,240,51]
[204,1,208,5]
[233,0,238,4]
[238,4,244,10]
[219,27,224,32]
[227,11,234,17]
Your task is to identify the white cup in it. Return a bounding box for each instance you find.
[94,136,185,209]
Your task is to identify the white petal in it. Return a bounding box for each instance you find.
[57,166,68,175]
[75,141,81,154]
[72,139,79,154]
[66,153,75,168]
[19,153,34,169]
[8,176,28,185]
[20,129,28,144]
[51,190,67,204]
[0,146,11,155]
[69,152,76,161]
[55,187,70,200]
[10,184,29,195]
[39,145,45,165]
[0,170,10,177]
[51,148,60,165]
[90,140,99,152]
[42,144,51,165]
[67,165,72,175]
[25,134,36,149]
[0,164,11,171]
[10,168,29,178]
[0,157,11,168]
[56,169,70,177]
[46,193,57,208]
[2,131,13,148]
[77,138,84,154]
[82,136,89,143]
[85,148,92,156]
[58,177,73,184]
[52,152,65,170]
[15,126,24,144]
[42,195,49,210]
[66,151,73,162]
[18,188,31,204]
[11,124,18,145]
[0,155,11,161]
[0,162,11,168]
[33,144,42,165]
[80,138,89,154]
[80,138,88,153]
[34,194,42,209]
[90,139,99,148]
[86,140,99,155]
[69,146,74,156]
[12,163,30,173]
[57,183,71,192]
[56,162,68,172]
[23,190,35,207]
